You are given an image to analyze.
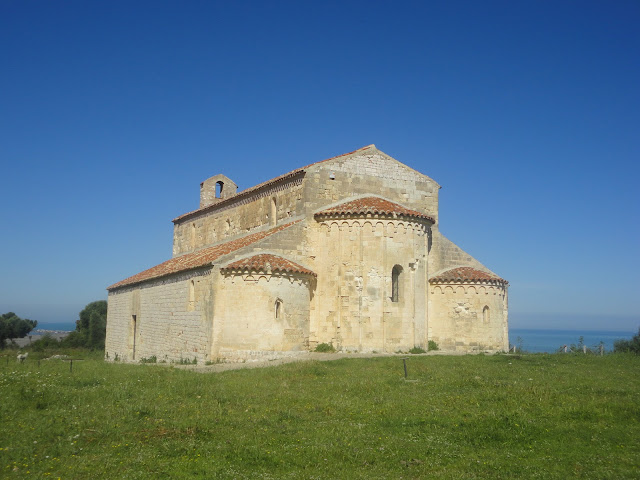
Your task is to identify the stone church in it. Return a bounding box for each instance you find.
[105,145,508,363]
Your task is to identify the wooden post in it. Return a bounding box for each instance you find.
[70,359,73,373]
[600,344,604,356]
[402,358,408,379]
[583,345,587,354]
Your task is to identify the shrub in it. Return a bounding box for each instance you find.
[614,328,640,354]
[409,347,426,354]
[176,357,197,365]
[140,356,157,364]
[30,334,61,352]
[428,340,439,351]
[315,342,335,353]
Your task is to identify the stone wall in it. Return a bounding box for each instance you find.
[310,217,431,352]
[212,271,313,362]
[428,283,508,352]
[429,231,491,276]
[173,176,305,256]
[304,150,440,222]
[105,268,213,363]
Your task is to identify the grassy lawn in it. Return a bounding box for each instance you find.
[0,352,638,479]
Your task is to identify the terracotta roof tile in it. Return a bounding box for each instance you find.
[172,145,375,223]
[429,267,508,285]
[220,254,316,277]
[314,197,435,223]
[107,221,300,290]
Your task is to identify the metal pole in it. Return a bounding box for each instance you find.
[403,358,408,379]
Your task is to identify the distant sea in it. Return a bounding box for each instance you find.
[34,322,76,332]
[510,328,635,353]
[30,324,636,353]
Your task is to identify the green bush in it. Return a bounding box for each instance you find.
[176,357,197,365]
[30,334,61,352]
[428,340,439,351]
[614,328,640,354]
[409,346,426,354]
[140,356,157,364]
[315,342,335,353]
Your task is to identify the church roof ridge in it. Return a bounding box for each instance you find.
[172,145,376,223]
[220,253,316,277]
[107,221,301,290]
[429,266,508,285]
[314,196,435,223]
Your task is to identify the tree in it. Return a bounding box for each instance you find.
[0,312,37,348]
[62,301,107,350]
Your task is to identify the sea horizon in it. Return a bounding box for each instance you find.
[509,327,635,354]
[33,323,636,354]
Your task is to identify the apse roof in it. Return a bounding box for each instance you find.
[315,196,435,223]
[220,253,315,277]
[429,266,508,285]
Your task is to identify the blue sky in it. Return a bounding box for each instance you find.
[1,0,638,331]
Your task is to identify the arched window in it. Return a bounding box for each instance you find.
[275,299,283,319]
[215,181,224,198]
[391,265,403,302]
[483,306,490,324]
[270,197,277,226]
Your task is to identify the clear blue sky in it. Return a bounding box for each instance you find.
[1,0,638,331]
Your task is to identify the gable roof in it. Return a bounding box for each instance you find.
[173,145,376,223]
[220,254,316,277]
[314,197,435,223]
[107,221,300,290]
[429,267,508,285]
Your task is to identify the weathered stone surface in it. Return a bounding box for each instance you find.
[105,145,508,363]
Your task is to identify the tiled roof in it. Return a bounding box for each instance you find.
[107,221,300,290]
[429,267,508,285]
[172,145,376,223]
[220,254,316,277]
[314,197,435,223]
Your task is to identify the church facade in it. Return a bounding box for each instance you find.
[105,145,508,363]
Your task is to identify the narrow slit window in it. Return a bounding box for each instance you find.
[483,306,490,324]
[189,280,195,304]
[270,197,277,226]
[275,299,283,319]
[391,265,402,302]
[131,315,137,360]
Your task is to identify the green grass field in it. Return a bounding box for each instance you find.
[0,352,638,479]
